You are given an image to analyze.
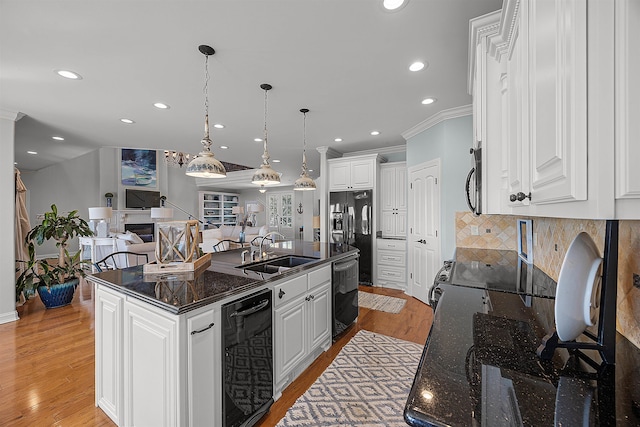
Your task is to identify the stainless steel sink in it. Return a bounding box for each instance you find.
[236,255,318,275]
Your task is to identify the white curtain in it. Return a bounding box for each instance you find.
[15,168,31,278]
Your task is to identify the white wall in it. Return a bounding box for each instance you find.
[1,111,18,323]
[406,115,473,259]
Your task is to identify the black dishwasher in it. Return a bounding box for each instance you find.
[222,288,273,427]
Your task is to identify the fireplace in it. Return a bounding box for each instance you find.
[124,223,154,243]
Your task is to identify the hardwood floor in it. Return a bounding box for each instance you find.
[0,280,433,426]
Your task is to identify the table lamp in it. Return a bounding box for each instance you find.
[88,207,113,237]
[150,207,174,220]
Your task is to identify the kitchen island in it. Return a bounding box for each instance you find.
[405,248,640,426]
[87,240,358,427]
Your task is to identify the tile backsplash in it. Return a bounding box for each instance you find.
[456,212,640,349]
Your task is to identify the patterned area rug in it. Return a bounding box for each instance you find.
[358,292,407,314]
[276,330,423,426]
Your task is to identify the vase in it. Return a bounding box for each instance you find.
[239,231,245,243]
[37,279,79,308]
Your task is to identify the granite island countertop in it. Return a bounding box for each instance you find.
[405,248,640,426]
[86,240,358,315]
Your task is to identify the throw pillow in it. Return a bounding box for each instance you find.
[202,228,223,240]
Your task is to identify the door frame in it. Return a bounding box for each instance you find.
[407,159,441,300]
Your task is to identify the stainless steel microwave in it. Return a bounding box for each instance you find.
[465,147,482,215]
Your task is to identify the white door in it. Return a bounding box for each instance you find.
[267,192,294,239]
[408,160,441,304]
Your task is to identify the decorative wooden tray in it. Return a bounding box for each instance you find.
[143,253,211,275]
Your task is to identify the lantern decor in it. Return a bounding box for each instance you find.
[144,220,211,274]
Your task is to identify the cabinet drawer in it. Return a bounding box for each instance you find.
[377,239,406,251]
[273,275,307,308]
[377,250,406,266]
[308,265,331,290]
[377,266,406,282]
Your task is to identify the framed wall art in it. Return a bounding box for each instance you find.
[121,148,157,188]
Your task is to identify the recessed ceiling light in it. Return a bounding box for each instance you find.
[153,102,170,109]
[120,118,135,124]
[308,169,314,172]
[409,61,425,72]
[383,0,407,11]
[371,131,380,136]
[52,136,64,141]
[254,138,263,142]
[220,145,228,149]
[334,138,343,142]
[27,150,38,155]
[213,123,225,129]
[272,159,281,163]
[14,162,18,165]
[55,69,82,80]
[421,98,436,105]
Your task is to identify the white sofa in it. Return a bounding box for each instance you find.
[113,231,157,263]
[199,225,268,253]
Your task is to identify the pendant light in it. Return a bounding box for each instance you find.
[251,83,281,185]
[293,108,316,191]
[186,45,227,178]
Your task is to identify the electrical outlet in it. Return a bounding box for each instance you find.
[485,228,491,234]
[471,225,479,236]
[36,213,44,220]
[554,244,558,251]
[633,273,640,289]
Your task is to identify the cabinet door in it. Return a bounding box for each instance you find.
[274,296,307,384]
[95,286,124,426]
[307,282,331,353]
[329,162,351,190]
[350,159,374,189]
[124,301,177,427]
[528,0,587,204]
[615,0,640,218]
[380,167,396,210]
[381,211,396,237]
[395,211,407,236]
[396,167,408,210]
[186,308,220,427]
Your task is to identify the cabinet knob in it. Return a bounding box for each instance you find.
[510,192,532,202]
[278,289,285,299]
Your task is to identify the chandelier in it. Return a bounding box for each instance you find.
[164,150,193,168]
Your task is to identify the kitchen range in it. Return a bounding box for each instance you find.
[87,240,359,427]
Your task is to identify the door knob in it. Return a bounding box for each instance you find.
[416,239,426,244]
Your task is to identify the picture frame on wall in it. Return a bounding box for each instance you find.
[517,219,533,264]
[121,148,157,188]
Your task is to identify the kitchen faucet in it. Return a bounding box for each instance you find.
[258,232,285,260]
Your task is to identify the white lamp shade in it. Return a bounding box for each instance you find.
[88,207,112,221]
[231,206,245,214]
[150,207,174,219]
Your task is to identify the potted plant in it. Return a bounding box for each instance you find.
[16,204,93,308]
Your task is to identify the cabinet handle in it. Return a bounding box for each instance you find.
[191,322,215,335]
[278,289,286,299]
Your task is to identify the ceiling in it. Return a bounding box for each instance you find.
[1,0,502,188]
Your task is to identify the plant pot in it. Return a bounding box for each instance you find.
[37,279,79,309]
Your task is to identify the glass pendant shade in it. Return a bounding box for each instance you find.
[252,83,280,186]
[294,108,316,191]
[186,45,226,179]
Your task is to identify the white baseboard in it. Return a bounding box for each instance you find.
[0,310,19,324]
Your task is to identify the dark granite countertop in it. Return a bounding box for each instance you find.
[405,283,640,426]
[447,248,557,299]
[86,240,358,315]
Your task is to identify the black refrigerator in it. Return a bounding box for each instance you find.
[329,190,372,285]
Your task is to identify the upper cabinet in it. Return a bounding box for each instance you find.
[328,155,379,191]
[380,163,407,238]
[471,0,632,218]
[614,0,640,218]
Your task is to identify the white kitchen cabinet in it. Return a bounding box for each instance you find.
[380,163,407,238]
[473,0,617,219]
[95,286,124,426]
[124,298,178,427]
[328,155,378,191]
[376,238,407,290]
[614,0,640,218]
[185,306,221,427]
[273,265,331,397]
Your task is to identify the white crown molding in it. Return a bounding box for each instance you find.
[468,10,501,93]
[401,105,473,140]
[316,146,342,159]
[0,109,24,121]
[341,144,406,158]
